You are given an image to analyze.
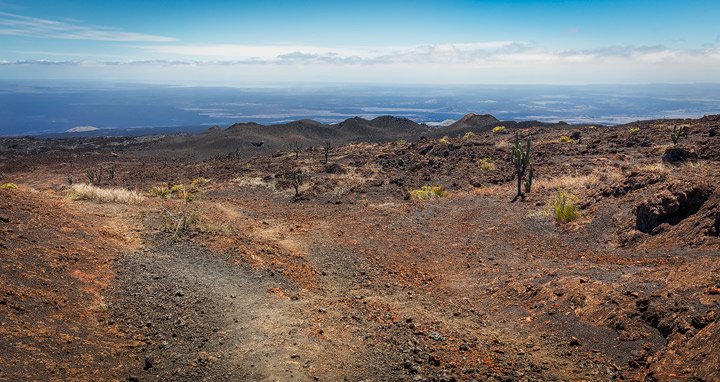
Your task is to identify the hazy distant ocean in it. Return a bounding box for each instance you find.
[2,82,720,136]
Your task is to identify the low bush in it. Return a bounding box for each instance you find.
[161,209,200,239]
[547,188,580,223]
[409,186,448,201]
[478,157,496,171]
[439,136,451,144]
[463,131,476,140]
[560,135,577,144]
[191,177,210,188]
[149,186,171,199]
[0,183,18,190]
[69,183,145,204]
[492,126,506,134]
[628,127,640,133]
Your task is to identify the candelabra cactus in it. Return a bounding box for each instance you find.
[524,165,534,194]
[671,125,687,146]
[290,141,303,159]
[511,131,533,200]
[323,141,331,164]
[292,170,303,197]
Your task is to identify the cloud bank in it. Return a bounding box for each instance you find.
[4,41,719,67]
[0,11,175,42]
[1,9,719,84]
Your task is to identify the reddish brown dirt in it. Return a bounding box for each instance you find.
[1,116,719,381]
[0,186,143,381]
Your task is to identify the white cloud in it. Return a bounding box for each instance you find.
[3,42,720,84]
[123,41,720,67]
[67,125,99,133]
[0,11,175,42]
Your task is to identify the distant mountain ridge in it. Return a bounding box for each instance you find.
[153,113,568,159]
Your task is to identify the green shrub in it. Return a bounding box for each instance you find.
[149,186,171,199]
[409,186,448,201]
[492,126,506,134]
[463,131,476,140]
[628,127,640,133]
[439,136,450,144]
[547,188,580,223]
[191,177,209,188]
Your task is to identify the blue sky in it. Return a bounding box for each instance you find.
[1,0,719,84]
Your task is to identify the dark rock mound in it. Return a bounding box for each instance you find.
[284,119,324,128]
[569,131,582,142]
[337,117,370,129]
[602,170,666,197]
[663,147,698,163]
[203,125,222,134]
[635,184,713,234]
[710,212,720,237]
[369,116,421,129]
[447,113,499,129]
[324,163,345,174]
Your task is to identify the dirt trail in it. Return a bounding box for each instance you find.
[108,238,317,381]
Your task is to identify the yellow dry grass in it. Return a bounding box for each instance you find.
[69,183,145,204]
[533,174,599,192]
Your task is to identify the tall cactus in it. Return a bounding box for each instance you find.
[670,125,687,146]
[323,141,331,164]
[292,170,303,197]
[511,131,532,200]
[524,164,534,194]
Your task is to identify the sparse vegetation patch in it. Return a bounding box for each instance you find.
[1,182,18,190]
[409,185,448,201]
[492,126,506,134]
[478,157,496,171]
[547,188,581,223]
[560,135,577,144]
[69,183,145,204]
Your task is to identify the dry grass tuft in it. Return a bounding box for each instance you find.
[409,186,448,201]
[547,189,581,223]
[560,135,577,144]
[534,174,599,192]
[478,157,496,171]
[69,183,145,204]
[636,163,671,177]
[1,183,18,190]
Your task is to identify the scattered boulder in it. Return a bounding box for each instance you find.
[709,212,720,237]
[662,147,698,163]
[635,184,713,234]
[602,170,666,197]
[324,163,346,174]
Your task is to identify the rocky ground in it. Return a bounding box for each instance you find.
[1,115,719,381]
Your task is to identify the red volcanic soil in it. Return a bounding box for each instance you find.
[1,116,719,381]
